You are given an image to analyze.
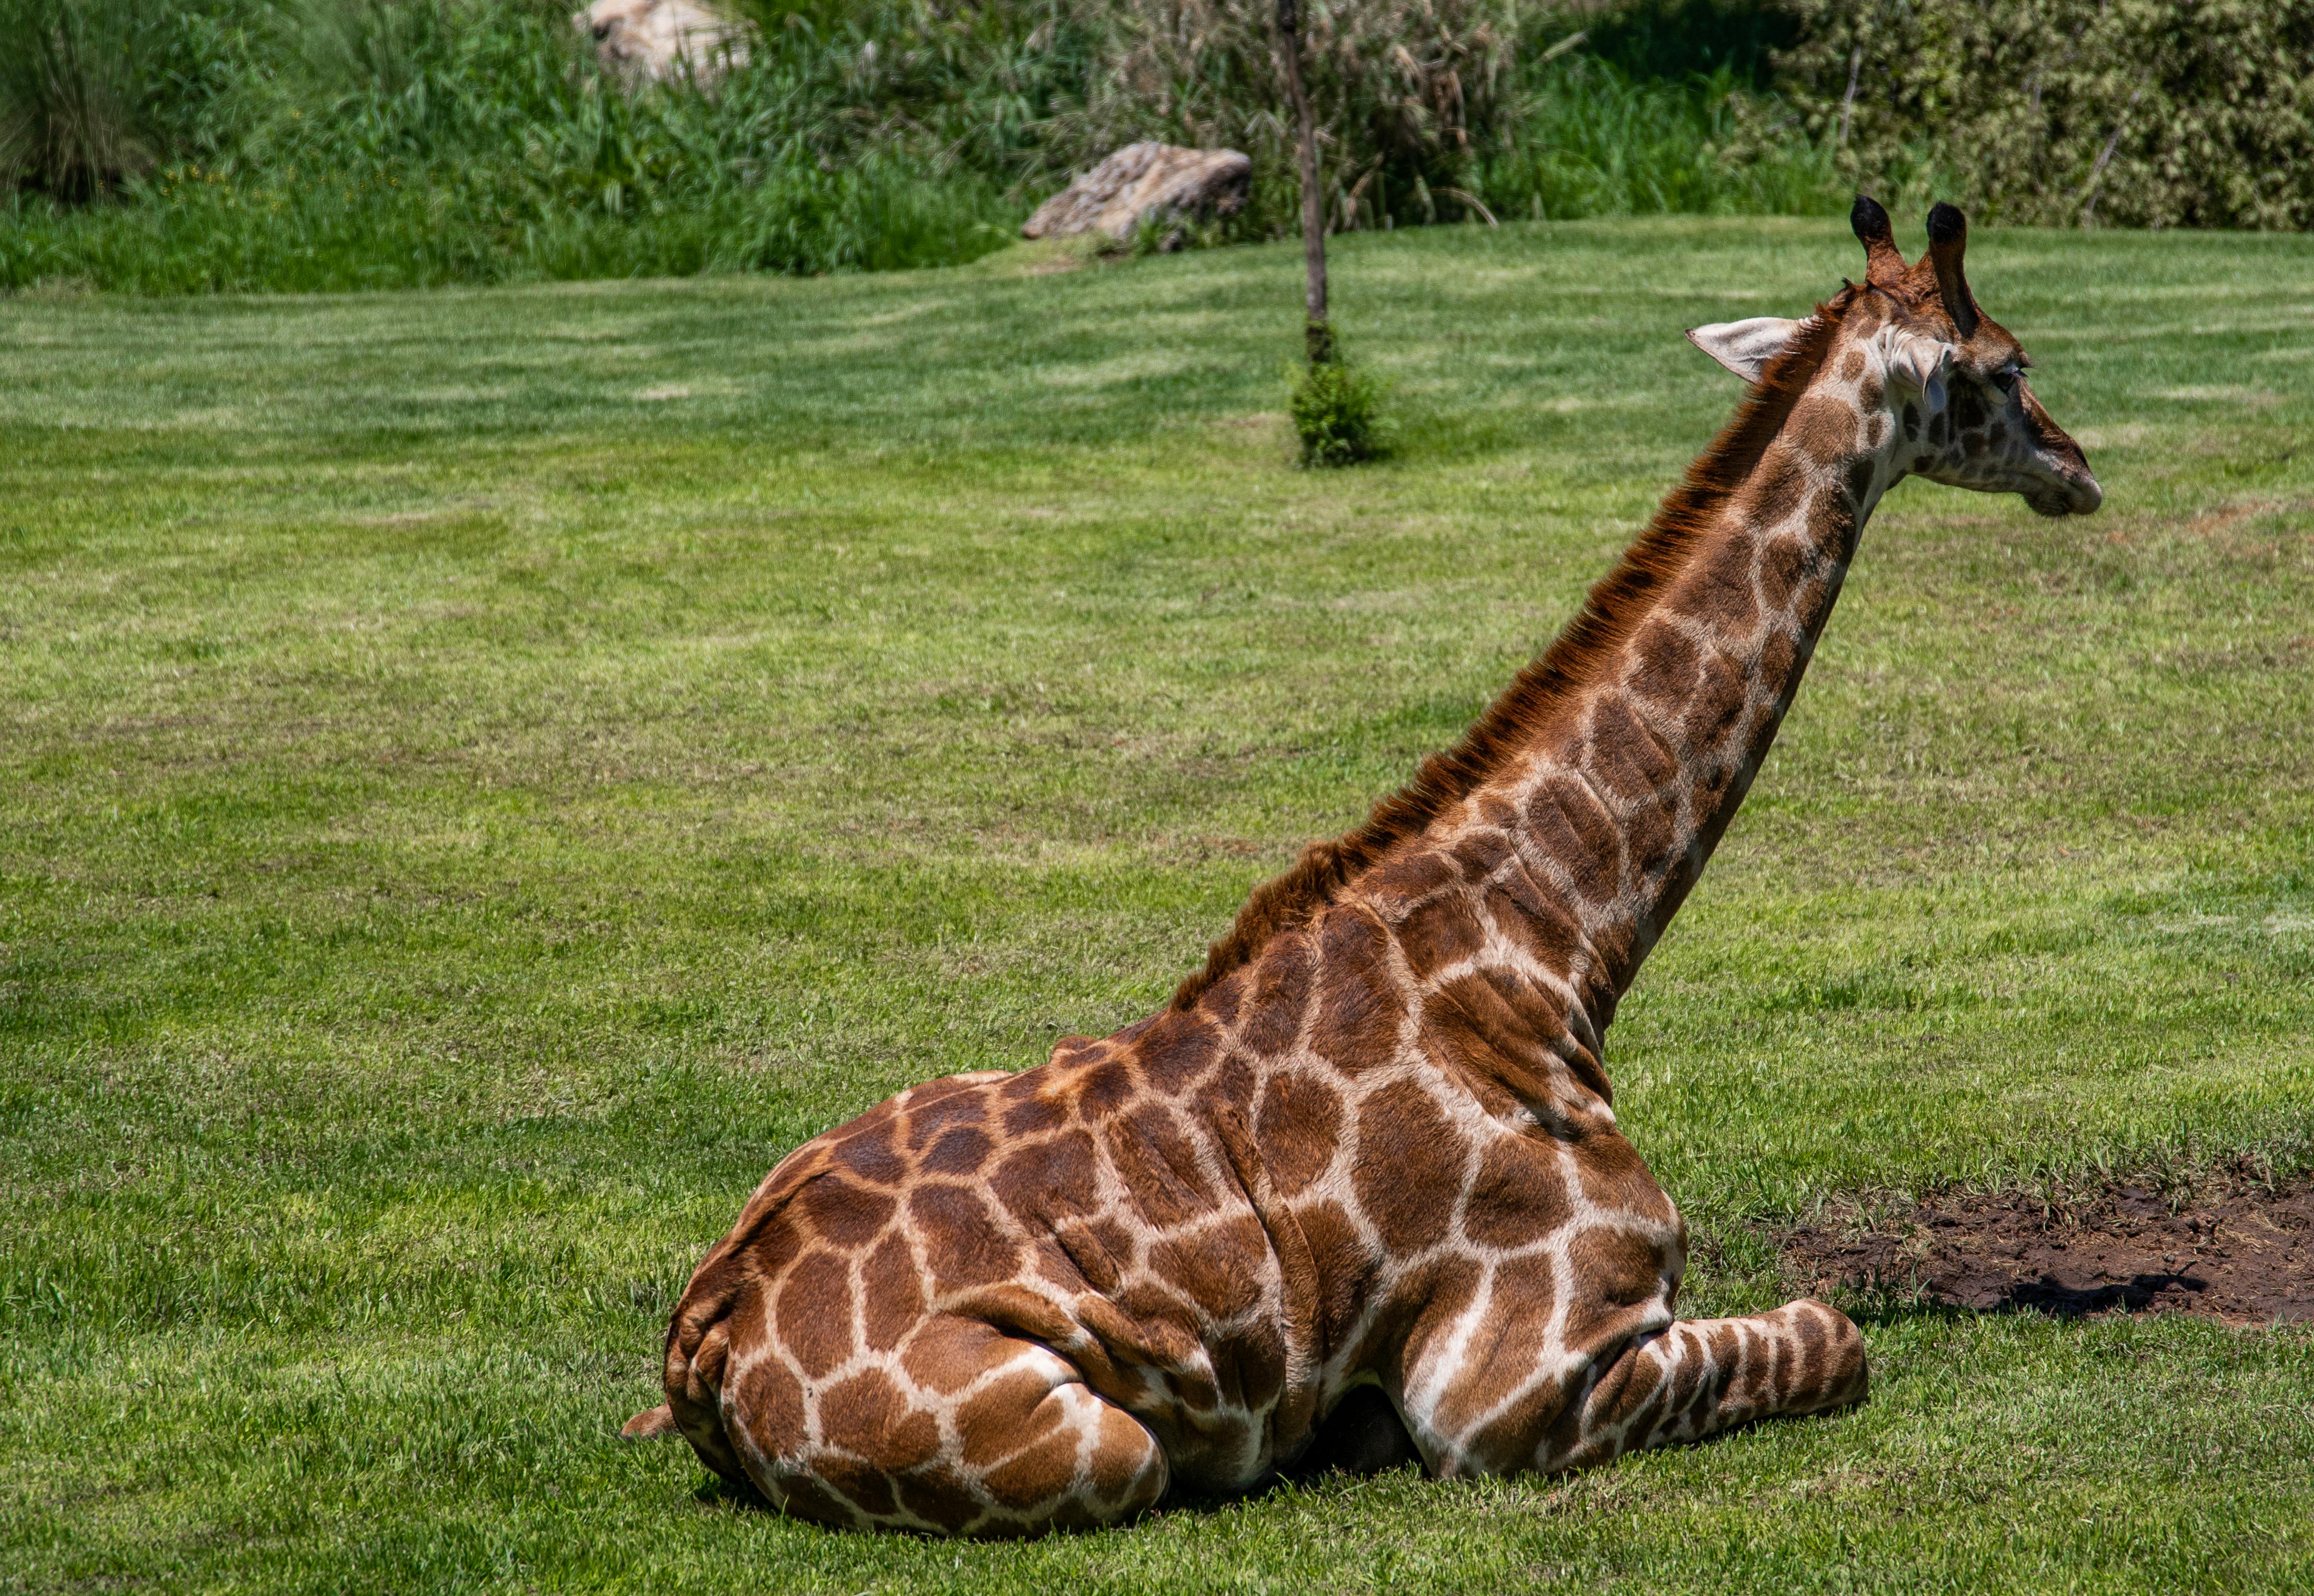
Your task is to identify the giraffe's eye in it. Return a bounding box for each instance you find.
[1990,368,2019,396]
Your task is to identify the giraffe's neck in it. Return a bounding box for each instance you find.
[1488,328,1897,1044]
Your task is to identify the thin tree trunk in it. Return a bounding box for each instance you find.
[1275,0,1330,363]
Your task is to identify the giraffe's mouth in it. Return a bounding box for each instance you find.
[2025,470,2103,518]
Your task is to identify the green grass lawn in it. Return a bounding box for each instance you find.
[3,218,2311,1592]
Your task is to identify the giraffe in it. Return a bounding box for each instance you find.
[623,200,2102,1535]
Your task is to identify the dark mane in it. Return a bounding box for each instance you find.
[1170,291,1856,1010]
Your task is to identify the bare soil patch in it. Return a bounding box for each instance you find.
[1783,1176,2314,1325]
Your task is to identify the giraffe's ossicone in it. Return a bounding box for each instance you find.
[626,201,2102,1535]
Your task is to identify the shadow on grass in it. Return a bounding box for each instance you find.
[674,1388,1432,1535]
[670,1379,1865,1537]
[1833,1280,2226,1334]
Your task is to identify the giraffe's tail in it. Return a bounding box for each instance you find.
[620,1403,678,1440]
[649,1146,835,1486]
[657,1273,755,1487]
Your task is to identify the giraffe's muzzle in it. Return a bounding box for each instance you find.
[2026,466,2103,519]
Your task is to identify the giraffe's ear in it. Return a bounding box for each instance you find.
[1872,325,1953,416]
[1685,317,1805,383]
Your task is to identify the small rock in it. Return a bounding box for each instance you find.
[1021,143,1252,245]
[572,0,749,87]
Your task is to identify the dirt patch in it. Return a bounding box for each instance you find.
[1783,1176,2314,1326]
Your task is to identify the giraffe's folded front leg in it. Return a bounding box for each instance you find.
[1548,1298,1868,1471]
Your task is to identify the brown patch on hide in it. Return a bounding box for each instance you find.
[990,1129,1101,1225]
[860,1233,926,1352]
[1786,395,1858,465]
[779,1251,855,1378]
[1257,1069,1343,1196]
[1350,1079,1463,1252]
[911,1184,1021,1288]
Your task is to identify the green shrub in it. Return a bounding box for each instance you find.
[1779,0,2314,230]
[1289,346,1385,467]
[1061,0,1523,235]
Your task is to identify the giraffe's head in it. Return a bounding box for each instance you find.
[1688,197,2102,519]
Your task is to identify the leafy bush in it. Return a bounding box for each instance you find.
[1289,345,1385,466]
[1063,0,1522,234]
[1779,0,2314,230]
[1059,0,1849,234]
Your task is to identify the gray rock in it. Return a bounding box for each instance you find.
[572,0,749,87]
[1022,144,1252,245]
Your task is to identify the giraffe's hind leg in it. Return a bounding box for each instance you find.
[1546,1298,1869,1471]
[722,1313,1169,1537]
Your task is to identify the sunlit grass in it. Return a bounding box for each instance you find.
[2,218,2310,1591]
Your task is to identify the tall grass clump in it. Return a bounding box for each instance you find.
[1476,55,1843,221]
[1061,0,1846,235]
[1,0,1058,292]
[0,0,156,199]
[0,0,254,200]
